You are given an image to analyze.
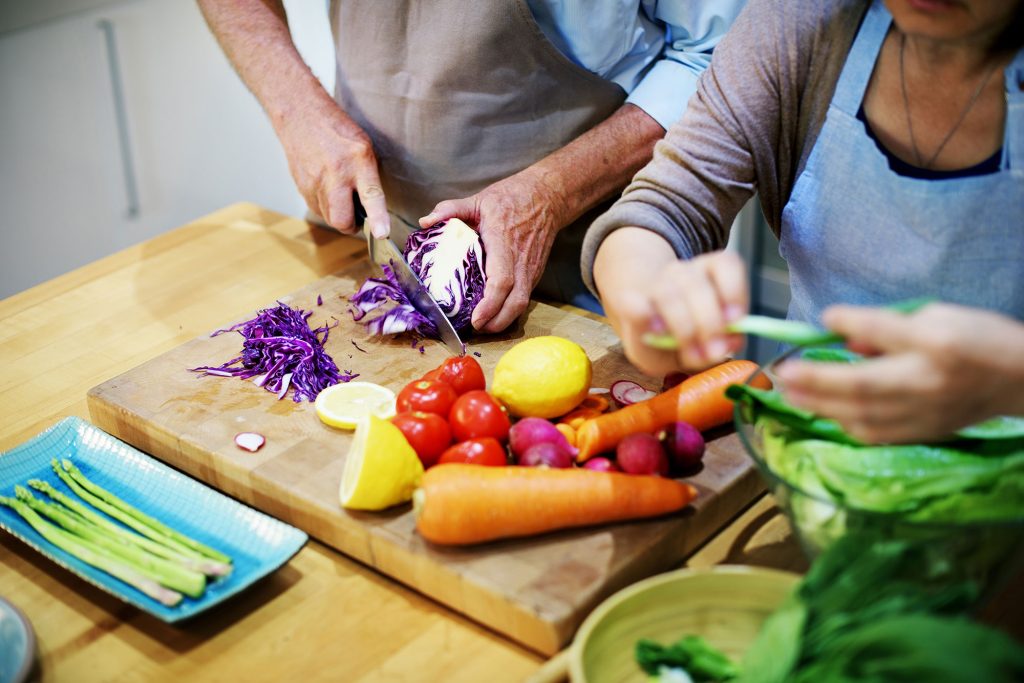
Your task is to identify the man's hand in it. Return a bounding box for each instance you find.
[277,103,390,238]
[420,169,564,332]
[776,303,1024,444]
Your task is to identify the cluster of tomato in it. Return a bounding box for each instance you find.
[390,356,511,469]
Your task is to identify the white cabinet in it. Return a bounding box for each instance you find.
[0,0,332,299]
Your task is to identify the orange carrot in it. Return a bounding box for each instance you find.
[555,423,577,447]
[575,359,770,462]
[578,395,610,413]
[559,407,603,429]
[413,464,697,546]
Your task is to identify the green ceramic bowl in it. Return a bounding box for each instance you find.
[569,565,799,683]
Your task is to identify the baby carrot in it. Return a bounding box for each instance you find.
[575,359,769,462]
[413,464,697,546]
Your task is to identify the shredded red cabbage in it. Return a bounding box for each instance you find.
[191,301,357,402]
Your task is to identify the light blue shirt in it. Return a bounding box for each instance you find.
[526,0,747,129]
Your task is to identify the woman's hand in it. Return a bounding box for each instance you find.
[419,169,566,333]
[594,229,749,377]
[277,101,391,238]
[776,303,1024,444]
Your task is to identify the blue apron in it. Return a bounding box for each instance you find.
[779,0,1024,327]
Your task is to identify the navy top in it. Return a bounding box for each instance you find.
[856,105,1002,179]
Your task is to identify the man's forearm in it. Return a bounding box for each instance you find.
[521,103,665,230]
[197,0,337,134]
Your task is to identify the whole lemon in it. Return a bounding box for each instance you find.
[491,336,592,418]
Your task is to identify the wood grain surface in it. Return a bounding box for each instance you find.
[85,258,765,655]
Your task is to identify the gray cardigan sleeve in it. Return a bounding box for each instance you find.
[580,0,867,297]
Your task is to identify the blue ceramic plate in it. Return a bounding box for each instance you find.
[0,417,307,622]
[0,596,35,683]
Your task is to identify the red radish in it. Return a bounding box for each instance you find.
[582,457,621,473]
[664,421,706,472]
[616,433,669,476]
[610,380,657,408]
[509,418,577,460]
[518,442,574,469]
[234,432,265,453]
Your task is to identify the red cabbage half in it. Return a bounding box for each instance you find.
[351,218,486,336]
[191,301,356,402]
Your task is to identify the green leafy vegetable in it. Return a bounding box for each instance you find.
[636,635,741,681]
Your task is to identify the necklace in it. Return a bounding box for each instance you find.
[899,33,1000,170]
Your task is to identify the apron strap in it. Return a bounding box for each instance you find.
[1004,51,1024,173]
[830,0,891,117]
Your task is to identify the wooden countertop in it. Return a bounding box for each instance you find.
[0,202,890,681]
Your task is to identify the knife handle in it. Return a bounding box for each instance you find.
[352,192,368,227]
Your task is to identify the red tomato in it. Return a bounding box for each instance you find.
[438,437,507,467]
[420,367,444,382]
[449,390,510,443]
[396,379,458,416]
[391,411,452,469]
[436,356,487,395]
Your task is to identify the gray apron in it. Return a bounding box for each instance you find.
[329,0,626,312]
[780,0,1024,326]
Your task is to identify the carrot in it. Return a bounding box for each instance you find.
[413,464,697,546]
[559,407,603,429]
[578,395,610,413]
[555,423,577,447]
[575,359,770,462]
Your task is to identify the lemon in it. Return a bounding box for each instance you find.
[315,381,396,430]
[491,336,592,419]
[339,415,424,510]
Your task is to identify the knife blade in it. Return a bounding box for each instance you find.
[354,195,465,356]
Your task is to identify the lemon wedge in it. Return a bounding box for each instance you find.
[315,381,396,430]
[339,415,424,510]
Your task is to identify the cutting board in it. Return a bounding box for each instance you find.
[86,259,765,655]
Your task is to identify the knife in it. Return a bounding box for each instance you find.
[354,195,465,356]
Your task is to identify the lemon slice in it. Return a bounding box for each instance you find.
[315,381,397,430]
[340,415,424,510]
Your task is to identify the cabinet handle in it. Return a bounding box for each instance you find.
[97,19,140,219]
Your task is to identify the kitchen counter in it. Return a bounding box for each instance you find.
[3,202,999,682]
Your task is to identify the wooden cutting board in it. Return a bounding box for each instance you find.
[86,259,764,655]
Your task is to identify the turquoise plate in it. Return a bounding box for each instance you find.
[0,417,307,622]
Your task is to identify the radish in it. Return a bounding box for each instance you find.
[234,432,266,453]
[616,433,669,476]
[610,380,657,407]
[518,442,574,469]
[582,457,621,473]
[663,421,706,472]
[509,417,577,462]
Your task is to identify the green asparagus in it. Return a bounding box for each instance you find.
[15,486,206,597]
[28,479,231,577]
[54,459,232,565]
[0,496,183,606]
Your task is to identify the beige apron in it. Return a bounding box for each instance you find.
[329,0,626,309]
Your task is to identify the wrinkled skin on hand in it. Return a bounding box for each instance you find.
[278,102,391,238]
[596,231,749,377]
[419,170,566,333]
[776,303,1024,444]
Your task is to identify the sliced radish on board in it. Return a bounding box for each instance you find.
[234,432,266,453]
[610,380,658,407]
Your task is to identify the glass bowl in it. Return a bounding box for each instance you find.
[733,351,1024,608]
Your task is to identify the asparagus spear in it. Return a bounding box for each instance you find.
[54,459,232,565]
[15,486,206,598]
[28,479,231,577]
[0,496,183,606]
